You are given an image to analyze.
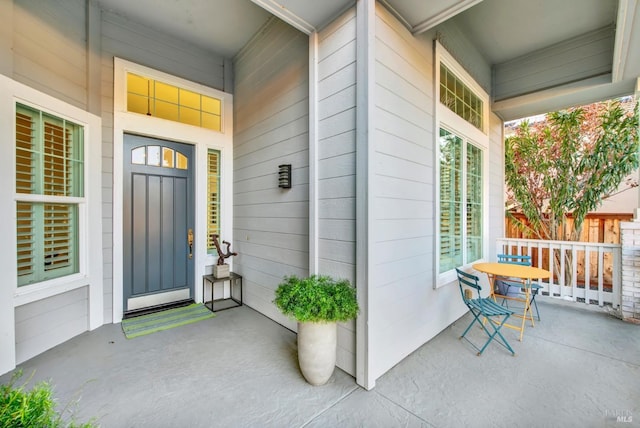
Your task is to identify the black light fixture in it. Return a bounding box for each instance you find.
[278,164,292,189]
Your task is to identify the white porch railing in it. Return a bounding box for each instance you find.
[496,238,621,308]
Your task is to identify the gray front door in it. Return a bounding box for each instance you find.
[123,134,194,312]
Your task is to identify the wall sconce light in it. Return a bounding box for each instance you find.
[278,164,292,189]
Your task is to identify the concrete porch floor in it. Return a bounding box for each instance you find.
[1,299,639,428]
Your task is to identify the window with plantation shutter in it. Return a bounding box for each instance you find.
[438,128,483,273]
[466,143,483,263]
[435,41,488,282]
[206,149,221,254]
[439,129,463,273]
[15,103,83,286]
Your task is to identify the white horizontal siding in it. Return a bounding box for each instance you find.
[101,12,225,90]
[100,24,115,324]
[367,3,491,381]
[234,114,309,167]
[317,8,357,376]
[0,1,12,75]
[13,0,87,109]
[235,76,309,142]
[234,182,309,208]
[15,287,88,364]
[233,17,310,325]
[318,7,357,280]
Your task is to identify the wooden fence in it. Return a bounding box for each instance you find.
[505,213,632,289]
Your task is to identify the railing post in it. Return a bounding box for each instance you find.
[497,237,622,311]
[612,246,621,309]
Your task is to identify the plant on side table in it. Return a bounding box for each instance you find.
[273,275,359,386]
[211,234,237,278]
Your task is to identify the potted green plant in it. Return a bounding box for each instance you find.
[274,275,359,386]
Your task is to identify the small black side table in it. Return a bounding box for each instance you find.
[202,272,243,312]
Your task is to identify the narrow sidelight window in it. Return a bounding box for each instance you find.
[206,149,221,254]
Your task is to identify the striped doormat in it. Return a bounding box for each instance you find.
[121,303,215,339]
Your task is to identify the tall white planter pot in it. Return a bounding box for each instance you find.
[297,321,337,386]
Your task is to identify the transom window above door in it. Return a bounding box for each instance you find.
[126,73,222,131]
[131,145,188,170]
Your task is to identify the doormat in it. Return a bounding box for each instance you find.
[121,303,214,339]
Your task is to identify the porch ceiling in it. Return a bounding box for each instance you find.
[97,0,640,120]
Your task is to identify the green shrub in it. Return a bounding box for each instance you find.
[0,370,97,428]
[274,275,359,323]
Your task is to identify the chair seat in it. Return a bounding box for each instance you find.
[496,279,540,291]
[495,278,523,296]
[469,298,514,317]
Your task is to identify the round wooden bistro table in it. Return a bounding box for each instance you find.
[472,262,550,341]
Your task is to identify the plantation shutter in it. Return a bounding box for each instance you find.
[439,129,463,272]
[43,204,77,273]
[16,111,36,193]
[466,144,483,262]
[15,104,82,286]
[16,202,35,281]
[206,149,221,253]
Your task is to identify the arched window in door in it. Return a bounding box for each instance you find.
[130,145,189,170]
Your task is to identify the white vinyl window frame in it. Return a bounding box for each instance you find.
[15,104,87,288]
[0,74,103,323]
[434,41,490,287]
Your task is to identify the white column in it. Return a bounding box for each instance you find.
[0,76,16,375]
[635,77,640,212]
[309,32,319,275]
[355,0,375,390]
[620,218,640,323]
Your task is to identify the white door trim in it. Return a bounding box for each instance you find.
[112,58,234,323]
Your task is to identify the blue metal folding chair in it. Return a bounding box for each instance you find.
[496,254,542,321]
[456,268,515,356]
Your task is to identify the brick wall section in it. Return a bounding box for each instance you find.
[620,220,640,323]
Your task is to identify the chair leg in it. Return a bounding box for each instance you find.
[531,294,540,321]
[501,296,510,309]
[477,313,515,356]
[460,309,515,356]
[460,310,484,340]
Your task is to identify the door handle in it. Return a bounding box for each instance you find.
[188,228,194,259]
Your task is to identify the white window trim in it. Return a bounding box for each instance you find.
[434,41,490,288]
[112,58,233,323]
[0,74,103,325]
